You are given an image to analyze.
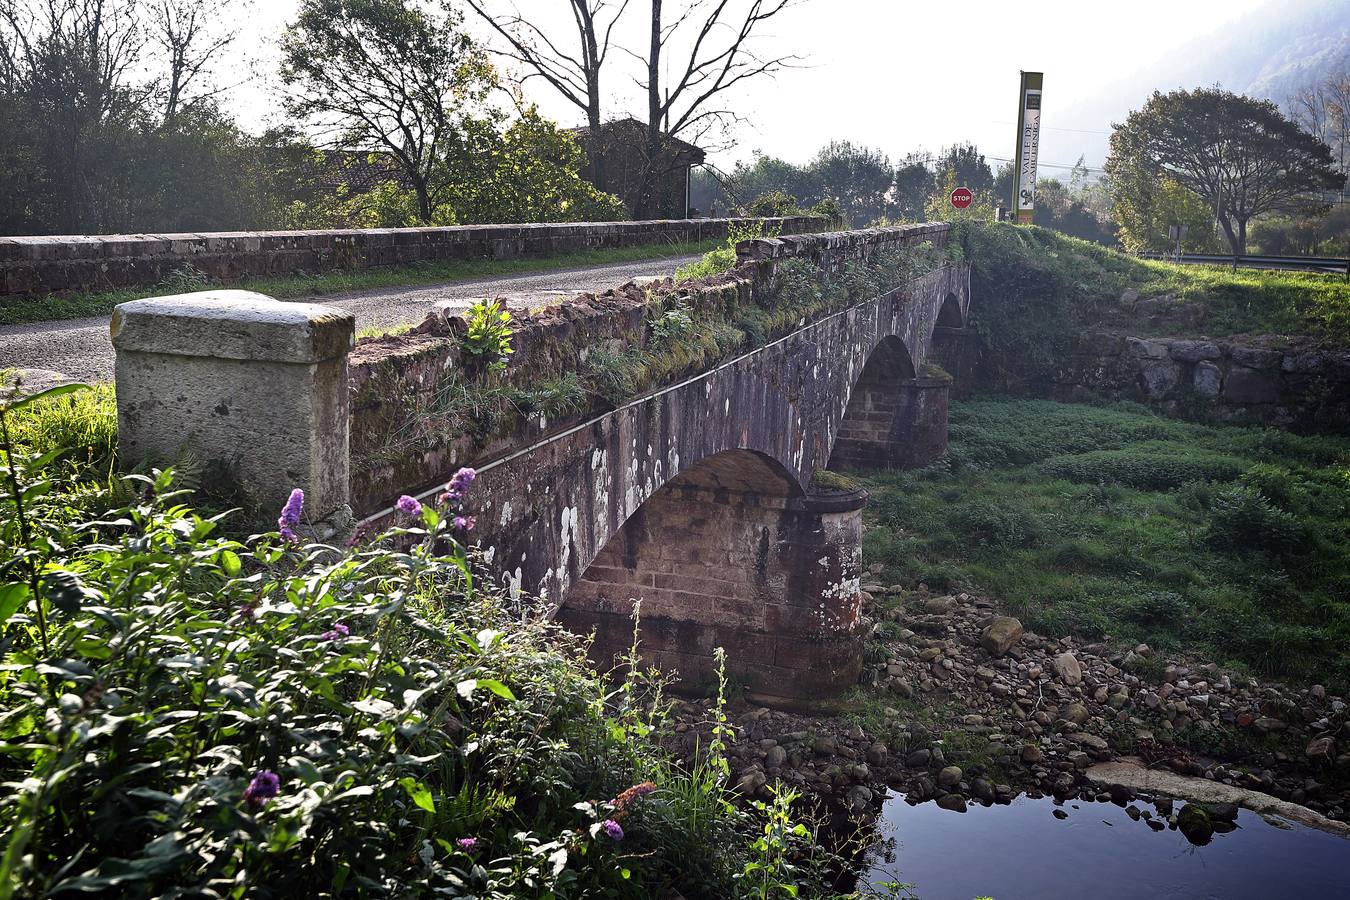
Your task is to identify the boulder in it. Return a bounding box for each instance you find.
[980,617,1024,657]
[1052,652,1083,686]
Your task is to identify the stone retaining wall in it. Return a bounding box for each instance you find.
[0,216,828,299]
[987,333,1350,431]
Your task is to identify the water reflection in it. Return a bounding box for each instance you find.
[862,793,1350,900]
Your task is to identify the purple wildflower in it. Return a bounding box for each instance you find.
[322,622,350,642]
[396,494,422,518]
[601,819,624,842]
[278,488,304,542]
[439,467,477,505]
[243,770,280,809]
[452,515,476,533]
[455,837,478,851]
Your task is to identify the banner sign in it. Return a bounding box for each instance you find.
[1013,71,1043,224]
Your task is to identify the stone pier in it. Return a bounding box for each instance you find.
[110,290,354,522]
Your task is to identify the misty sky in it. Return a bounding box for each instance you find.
[228,0,1276,172]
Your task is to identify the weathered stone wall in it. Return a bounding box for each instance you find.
[0,216,827,299]
[986,333,1350,431]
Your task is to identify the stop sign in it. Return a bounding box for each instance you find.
[950,187,973,209]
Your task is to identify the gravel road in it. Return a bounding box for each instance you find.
[0,254,698,384]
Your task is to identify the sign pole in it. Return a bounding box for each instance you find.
[1012,71,1043,225]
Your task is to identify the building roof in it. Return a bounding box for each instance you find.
[572,118,706,164]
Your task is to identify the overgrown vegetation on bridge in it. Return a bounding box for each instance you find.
[352,235,953,482]
[0,382,898,898]
[861,397,1350,688]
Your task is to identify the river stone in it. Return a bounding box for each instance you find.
[938,766,963,788]
[1052,652,1083,686]
[1200,802,1239,822]
[924,596,953,615]
[980,617,1024,657]
[1063,702,1090,725]
[1071,732,1110,753]
[1177,804,1214,845]
[1307,736,1336,762]
[906,749,932,768]
[764,745,788,768]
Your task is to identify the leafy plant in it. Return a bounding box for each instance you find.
[461,298,515,371]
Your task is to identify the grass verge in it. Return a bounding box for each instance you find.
[859,396,1350,688]
[0,239,721,326]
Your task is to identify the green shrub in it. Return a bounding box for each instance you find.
[950,500,1043,548]
[808,196,846,228]
[1206,483,1306,559]
[745,191,803,218]
[1036,448,1246,490]
[0,385,884,899]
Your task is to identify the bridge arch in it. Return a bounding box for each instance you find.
[936,291,965,328]
[828,333,948,471]
[558,446,865,700]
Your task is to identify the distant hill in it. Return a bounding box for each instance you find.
[1050,0,1350,166]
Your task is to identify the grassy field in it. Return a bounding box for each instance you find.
[0,239,720,326]
[958,223,1350,350]
[859,397,1350,688]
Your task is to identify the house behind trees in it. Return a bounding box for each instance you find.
[574,119,705,219]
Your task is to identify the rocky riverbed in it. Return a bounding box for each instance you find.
[658,577,1350,836]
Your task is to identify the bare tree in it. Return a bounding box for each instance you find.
[464,0,628,134]
[630,0,801,216]
[146,0,242,122]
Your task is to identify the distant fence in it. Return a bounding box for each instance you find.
[1139,251,1350,277]
[0,216,829,300]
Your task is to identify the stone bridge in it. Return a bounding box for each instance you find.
[112,223,975,703]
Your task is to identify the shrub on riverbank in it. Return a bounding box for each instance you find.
[0,385,872,898]
[861,397,1350,687]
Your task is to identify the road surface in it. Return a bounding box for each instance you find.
[0,254,698,384]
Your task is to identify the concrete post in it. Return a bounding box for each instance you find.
[111,290,355,526]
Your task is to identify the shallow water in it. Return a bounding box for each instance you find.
[862,793,1350,900]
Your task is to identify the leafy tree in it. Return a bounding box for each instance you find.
[1108,155,1220,254]
[805,140,893,226]
[450,105,627,224]
[1031,178,1115,245]
[935,142,994,194]
[279,0,495,224]
[925,169,993,223]
[1106,87,1344,254]
[892,155,935,222]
